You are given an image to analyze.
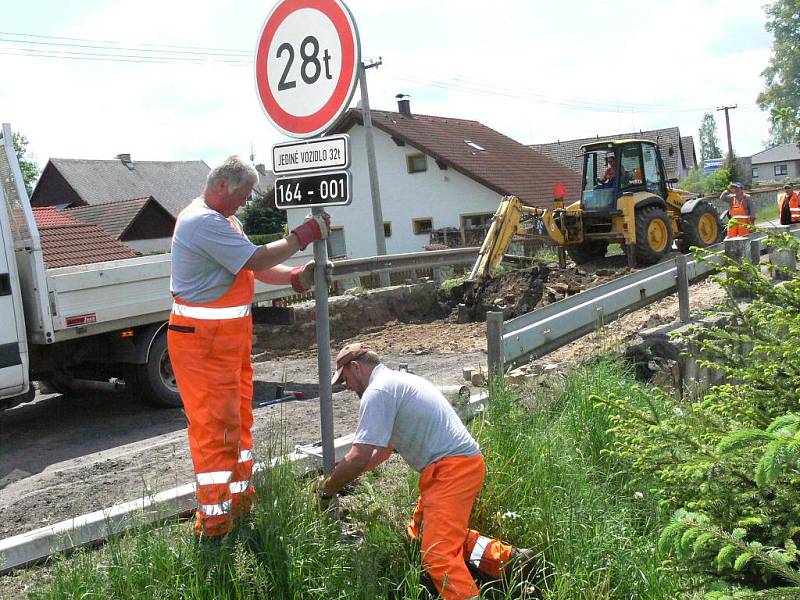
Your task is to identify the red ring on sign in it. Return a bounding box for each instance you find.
[256,0,357,136]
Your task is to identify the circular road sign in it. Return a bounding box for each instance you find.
[255,0,361,139]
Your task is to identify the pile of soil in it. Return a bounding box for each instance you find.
[444,260,631,322]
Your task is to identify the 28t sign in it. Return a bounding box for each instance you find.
[255,0,361,138]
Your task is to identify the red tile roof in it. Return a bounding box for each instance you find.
[32,208,140,268]
[331,108,581,208]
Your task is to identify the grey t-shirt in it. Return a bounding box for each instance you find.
[352,364,480,471]
[170,198,258,303]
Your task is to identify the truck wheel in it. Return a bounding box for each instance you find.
[678,200,723,252]
[137,331,182,408]
[635,206,673,265]
[566,241,608,264]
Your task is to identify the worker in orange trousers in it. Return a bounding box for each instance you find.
[169,155,329,538]
[316,343,544,599]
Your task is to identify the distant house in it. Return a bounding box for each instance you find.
[64,196,176,253]
[750,144,800,182]
[31,155,209,218]
[530,127,698,182]
[284,100,581,259]
[31,207,140,268]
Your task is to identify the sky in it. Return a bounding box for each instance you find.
[0,0,775,174]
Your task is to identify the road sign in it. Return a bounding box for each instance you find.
[274,170,351,210]
[255,0,361,138]
[272,134,350,175]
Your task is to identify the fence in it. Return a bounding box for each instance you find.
[486,225,800,376]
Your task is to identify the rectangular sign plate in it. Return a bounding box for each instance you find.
[274,170,352,210]
[272,134,350,175]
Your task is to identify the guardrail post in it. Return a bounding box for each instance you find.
[748,239,762,266]
[675,254,690,323]
[725,238,751,301]
[486,311,504,396]
[765,225,796,281]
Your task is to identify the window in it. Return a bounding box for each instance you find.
[752,167,759,179]
[413,218,433,235]
[383,222,392,237]
[464,140,485,151]
[620,144,644,191]
[460,213,493,230]
[407,153,427,173]
[326,227,346,258]
[775,164,788,176]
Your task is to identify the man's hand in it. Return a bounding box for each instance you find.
[291,212,331,250]
[289,260,334,293]
[311,475,334,511]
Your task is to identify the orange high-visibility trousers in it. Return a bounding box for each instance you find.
[168,267,256,537]
[407,454,514,599]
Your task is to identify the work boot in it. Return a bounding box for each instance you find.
[502,547,553,595]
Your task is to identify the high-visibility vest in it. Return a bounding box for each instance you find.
[780,191,800,223]
[730,195,753,223]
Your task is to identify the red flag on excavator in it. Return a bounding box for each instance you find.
[552,180,568,199]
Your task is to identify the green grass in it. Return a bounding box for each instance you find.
[26,361,697,599]
[756,203,780,224]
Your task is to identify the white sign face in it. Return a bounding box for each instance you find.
[272,134,350,175]
[255,0,360,139]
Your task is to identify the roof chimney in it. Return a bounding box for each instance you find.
[115,153,131,162]
[395,93,411,116]
[255,163,267,176]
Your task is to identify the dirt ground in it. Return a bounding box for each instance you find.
[0,258,727,598]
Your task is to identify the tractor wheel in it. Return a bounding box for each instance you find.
[634,206,673,265]
[566,241,608,264]
[677,200,723,252]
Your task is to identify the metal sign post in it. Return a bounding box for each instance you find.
[256,0,361,478]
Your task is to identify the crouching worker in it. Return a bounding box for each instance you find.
[169,155,330,539]
[315,343,543,600]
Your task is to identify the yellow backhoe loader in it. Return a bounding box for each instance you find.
[468,139,723,283]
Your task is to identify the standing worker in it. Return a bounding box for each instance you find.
[778,183,800,225]
[315,343,543,600]
[721,182,755,238]
[169,156,329,539]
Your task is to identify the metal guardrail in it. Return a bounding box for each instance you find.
[487,225,800,373]
[330,246,478,278]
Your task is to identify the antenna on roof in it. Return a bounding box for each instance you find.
[249,141,255,163]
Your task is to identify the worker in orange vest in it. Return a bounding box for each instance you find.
[779,183,800,224]
[316,343,549,599]
[169,156,330,539]
[721,182,755,238]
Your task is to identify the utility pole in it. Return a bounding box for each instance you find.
[358,58,391,288]
[716,104,737,157]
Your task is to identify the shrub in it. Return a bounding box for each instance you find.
[596,230,800,595]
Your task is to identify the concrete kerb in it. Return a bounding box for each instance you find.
[0,391,489,575]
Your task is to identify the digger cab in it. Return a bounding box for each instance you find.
[580,140,668,211]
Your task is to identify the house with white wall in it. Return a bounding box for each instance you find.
[285,99,581,260]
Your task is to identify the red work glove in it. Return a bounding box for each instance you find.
[290,260,334,293]
[291,212,330,250]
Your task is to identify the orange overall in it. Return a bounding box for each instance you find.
[727,195,753,238]
[406,454,514,600]
[780,191,800,224]
[168,263,256,537]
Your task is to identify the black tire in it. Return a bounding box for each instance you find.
[136,330,182,408]
[635,205,673,265]
[677,200,723,252]
[566,240,608,264]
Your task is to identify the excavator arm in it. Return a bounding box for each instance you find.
[467,196,568,281]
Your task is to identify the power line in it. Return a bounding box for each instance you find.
[0,30,252,56]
